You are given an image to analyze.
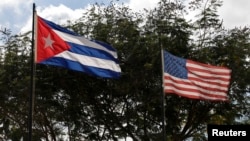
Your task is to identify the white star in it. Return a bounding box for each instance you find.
[43,34,55,49]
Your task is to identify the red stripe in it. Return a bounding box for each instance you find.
[188,76,230,88]
[163,51,231,101]
[163,74,229,101]
[164,80,228,100]
[187,60,231,79]
[164,89,228,101]
[164,75,229,92]
[188,75,230,84]
[164,81,228,97]
[187,60,231,71]
[187,66,231,76]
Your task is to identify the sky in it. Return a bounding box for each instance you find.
[0,0,250,37]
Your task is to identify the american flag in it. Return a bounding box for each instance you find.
[162,50,231,101]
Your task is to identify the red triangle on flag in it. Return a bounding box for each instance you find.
[36,16,70,63]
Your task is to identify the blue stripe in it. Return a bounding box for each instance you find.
[41,17,79,36]
[41,17,118,57]
[164,51,188,79]
[40,57,121,78]
[39,16,121,78]
[42,17,117,53]
[67,42,118,62]
[91,40,117,52]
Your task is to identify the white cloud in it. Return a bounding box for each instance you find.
[125,0,250,29]
[0,0,33,35]
[218,0,250,28]
[0,0,32,14]
[3,0,250,35]
[20,4,89,33]
[36,4,85,24]
[126,0,159,12]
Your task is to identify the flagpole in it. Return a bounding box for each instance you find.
[159,33,166,141]
[28,3,36,141]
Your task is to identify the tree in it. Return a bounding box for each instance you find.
[0,30,31,140]
[0,0,249,140]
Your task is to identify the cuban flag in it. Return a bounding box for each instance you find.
[35,15,121,78]
[163,50,231,101]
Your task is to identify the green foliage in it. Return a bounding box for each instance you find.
[0,0,249,140]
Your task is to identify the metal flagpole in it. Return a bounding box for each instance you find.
[161,48,166,141]
[157,1,166,140]
[159,30,166,140]
[28,3,36,141]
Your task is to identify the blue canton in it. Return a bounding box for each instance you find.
[163,51,188,79]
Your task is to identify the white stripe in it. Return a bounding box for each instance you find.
[164,73,229,91]
[188,70,231,79]
[53,29,118,58]
[187,62,231,73]
[188,73,231,85]
[164,86,228,101]
[55,51,121,72]
[164,80,228,96]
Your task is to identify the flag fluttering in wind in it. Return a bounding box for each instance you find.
[35,15,121,78]
[163,50,231,101]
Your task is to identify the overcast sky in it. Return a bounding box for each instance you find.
[0,0,250,39]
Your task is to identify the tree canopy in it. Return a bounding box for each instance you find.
[0,0,249,140]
